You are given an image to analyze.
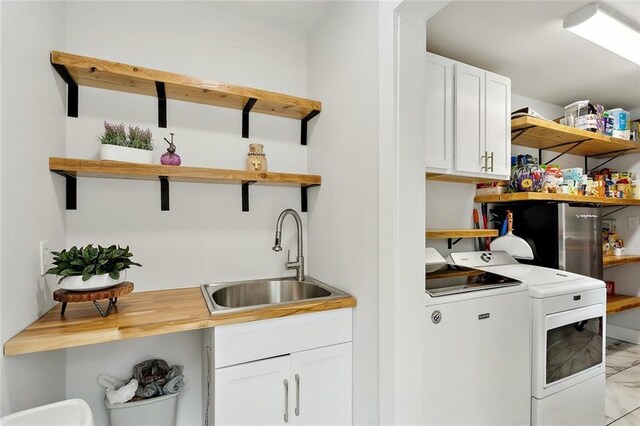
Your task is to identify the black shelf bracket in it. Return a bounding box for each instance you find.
[447,238,463,249]
[301,184,320,212]
[242,181,256,211]
[156,82,167,128]
[52,64,78,118]
[301,110,320,145]
[602,206,629,218]
[242,98,257,139]
[538,139,589,165]
[52,171,77,210]
[586,150,633,173]
[159,176,169,211]
[510,126,534,143]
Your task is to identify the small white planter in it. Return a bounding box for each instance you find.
[101,144,153,164]
[58,271,126,291]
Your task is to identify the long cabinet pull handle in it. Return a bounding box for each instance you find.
[284,379,289,423]
[489,152,494,172]
[295,374,300,416]
[481,151,488,171]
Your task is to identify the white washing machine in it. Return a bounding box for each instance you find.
[425,252,606,426]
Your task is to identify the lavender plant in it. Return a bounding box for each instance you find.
[99,122,127,146]
[128,125,153,151]
[99,122,153,151]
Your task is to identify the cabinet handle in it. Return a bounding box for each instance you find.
[284,379,289,423]
[489,152,494,172]
[481,151,488,171]
[295,374,300,416]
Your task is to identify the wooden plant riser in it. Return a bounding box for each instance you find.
[53,282,134,317]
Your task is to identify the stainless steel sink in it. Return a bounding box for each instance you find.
[200,276,349,314]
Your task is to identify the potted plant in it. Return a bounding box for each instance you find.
[100,122,154,164]
[46,244,141,291]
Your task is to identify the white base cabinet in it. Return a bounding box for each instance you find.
[203,309,353,426]
[425,52,511,180]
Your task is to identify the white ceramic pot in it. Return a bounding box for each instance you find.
[58,271,126,291]
[100,144,153,164]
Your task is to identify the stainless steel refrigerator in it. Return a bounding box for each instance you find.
[492,203,602,279]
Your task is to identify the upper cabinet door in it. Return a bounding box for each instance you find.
[425,53,454,171]
[485,71,511,178]
[291,343,352,426]
[215,355,291,425]
[454,63,485,174]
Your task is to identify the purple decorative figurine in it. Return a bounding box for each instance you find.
[161,133,181,166]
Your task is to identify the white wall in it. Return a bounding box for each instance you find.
[306,2,379,423]
[0,1,68,416]
[63,2,310,425]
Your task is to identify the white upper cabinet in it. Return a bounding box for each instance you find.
[425,53,454,171]
[454,62,486,175]
[485,71,512,177]
[425,52,511,180]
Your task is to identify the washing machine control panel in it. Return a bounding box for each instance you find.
[449,251,520,268]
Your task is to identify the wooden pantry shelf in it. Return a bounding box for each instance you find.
[426,229,498,239]
[3,286,356,356]
[426,229,498,249]
[474,192,640,207]
[603,255,640,268]
[607,294,640,315]
[425,173,504,184]
[511,116,640,159]
[49,157,320,212]
[50,51,321,144]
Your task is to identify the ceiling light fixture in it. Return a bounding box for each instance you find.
[564,3,640,66]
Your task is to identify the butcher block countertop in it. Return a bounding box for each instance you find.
[4,286,356,356]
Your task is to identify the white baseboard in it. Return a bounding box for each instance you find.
[607,324,640,345]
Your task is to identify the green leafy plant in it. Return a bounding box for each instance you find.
[46,245,141,284]
[99,122,153,151]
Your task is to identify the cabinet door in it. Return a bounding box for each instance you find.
[454,62,485,174]
[485,71,511,178]
[215,356,291,425]
[424,291,530,425]
[425,53,454,171]
[291,343,352,425]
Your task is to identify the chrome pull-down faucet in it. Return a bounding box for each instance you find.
[272,208,305,281]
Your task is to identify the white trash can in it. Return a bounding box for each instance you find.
[105,392,179,426]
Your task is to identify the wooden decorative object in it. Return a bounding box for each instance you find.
[53,282,134,317]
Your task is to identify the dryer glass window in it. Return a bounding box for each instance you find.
[546,316,603,385]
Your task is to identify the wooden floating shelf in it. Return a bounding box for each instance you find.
[426,229,498,239]
[425,173,504,184]
[603,255,640,268]
[475,192,640,207]
[50,157,320,212]
[426,229,497,249]
[3,287,357,356]
[511,116,640,159]
[50,51,321,144]
[607,294,640,315]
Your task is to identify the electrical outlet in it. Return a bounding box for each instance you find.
[628,217,639,229]
[39,240,50,276]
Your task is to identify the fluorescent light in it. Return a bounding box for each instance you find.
[564,3,640,66]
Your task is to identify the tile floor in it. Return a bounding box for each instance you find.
[606,338,640,425]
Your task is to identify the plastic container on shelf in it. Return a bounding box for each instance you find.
[105,393,179,426]
[606,108,630,131]
[564,100,589,127]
